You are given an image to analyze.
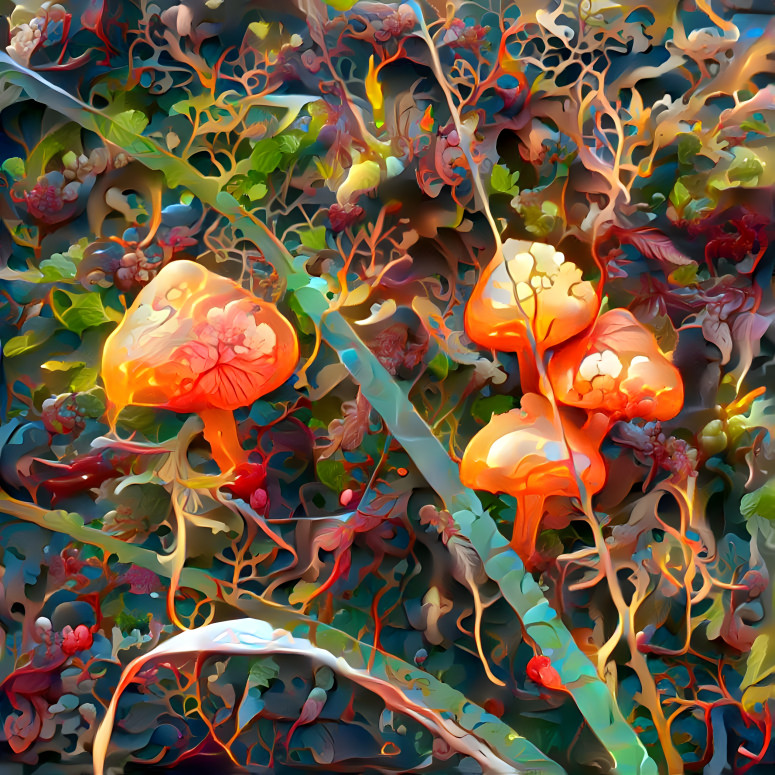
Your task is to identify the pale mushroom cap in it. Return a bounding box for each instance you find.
[547,309,684,422]
[465,239,598,352]
[102,260,299,417]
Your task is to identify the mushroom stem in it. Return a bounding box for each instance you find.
[199,407,248,472]
[511,493,546,566]
[515,348,542,395]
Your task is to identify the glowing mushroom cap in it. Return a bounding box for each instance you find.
[547,309,684,422]
[460,393,608,563]
[460,393,607,499]
[102,260,299,417]
[465,240,599,353]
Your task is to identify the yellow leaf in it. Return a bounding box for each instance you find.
[354,299,397,325]
[248,21,270,40]
[289,581,320,606]
[342,282,371,307]
[365,55,384,128]
[337,159,381,205]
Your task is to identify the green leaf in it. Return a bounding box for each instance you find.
[669,178,691,210]
[299,226,328,251]
[740,118,770,135]
[728,149,763,185]
[741,480,775,521]
[288,292,316,335]
[39,252,78,281]
[67,239,88,263]
[428,352,449,379]
[471,395,516,424]
[113,109,149,135]
[250,138,283,174]
[323,0,359,9]
[101,110,153,152]
[26,123,82,179]
[248,656,280,690]
[523,204,556,237]
[70,367,98,392]
[51,290,112,335]
[491,163,519,194]
[237,657,279,730]
[170,93,215,117]
[1,156,25,179]
[317,459,348,492]
[668,264,698,286]
[277,133,302,155]
[741,634,775,712]
[116,610,151,633]
[226,174,253,201]
[677,133,701,165]
[247,182,268,201]
[42,359,86,372]
[4,329,52,357]
[75,391,106,417]
[743,634,773,688]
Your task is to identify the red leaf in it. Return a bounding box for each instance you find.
[321,391,372,458]
[616,227,694,266]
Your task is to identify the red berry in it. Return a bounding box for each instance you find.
[526,655,563,690]
[61,624,93,655]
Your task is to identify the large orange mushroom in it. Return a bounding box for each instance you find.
[547,309,684,423]
[465,239,599,354]
[460,393,608,565]
[102,260,299,471]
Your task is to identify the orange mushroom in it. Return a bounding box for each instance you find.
[460,393,608,565]
[547,309,684,423]
[102,260,299,471]
[465,239,599,354]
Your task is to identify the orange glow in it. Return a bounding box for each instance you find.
[419,105,434,132]
[102,260,299,470]
[464,239,598,354]
[547,309,684,422]
[460,393,608,564]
